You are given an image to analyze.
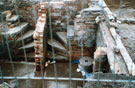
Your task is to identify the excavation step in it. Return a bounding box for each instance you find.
[47,39,67,52]
[20,52,35,58]
[17,30,34,41]
[47,51,67,60]
[1,23,28,37]
[17,30,34,47]
[18,42,34,50]
[56,32,67,44]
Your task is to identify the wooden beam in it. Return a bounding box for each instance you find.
[110,27,135,75]
[99,21,129,75]
[99,0,134,75]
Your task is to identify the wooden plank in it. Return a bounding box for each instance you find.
[99,21,129,75]
[99,0,132,75]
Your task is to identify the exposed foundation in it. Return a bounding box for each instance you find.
[0,0,135,88]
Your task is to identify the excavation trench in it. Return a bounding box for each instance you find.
[0,0,135,88]
[0,10,110,88]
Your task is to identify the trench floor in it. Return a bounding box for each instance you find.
[0,61,83,88]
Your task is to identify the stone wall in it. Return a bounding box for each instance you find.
[67,4,102,59]
[37,0,89,30]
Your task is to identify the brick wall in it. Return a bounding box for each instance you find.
[33,5,47,70]
[34,0,89,70]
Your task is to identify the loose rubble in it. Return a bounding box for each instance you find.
[84,73,135,88]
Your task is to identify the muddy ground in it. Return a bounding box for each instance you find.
[0,61,83,88]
